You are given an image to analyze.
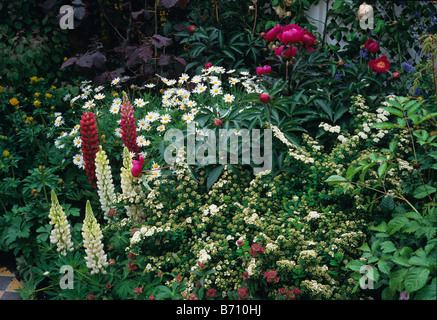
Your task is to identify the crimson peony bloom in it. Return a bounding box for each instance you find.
[301,29,317,52]
[188,25,196,33]
[80,111,99,188]
[214,118,223,126]
[263,24,282,42]
[364,39,379,53]
[369,55,390,73]
[278,24,304,44]
[259,93,270,103]
[275,45,297,59]
[256,65,273,76]
[205,62,213,69]
[120,92,140,154]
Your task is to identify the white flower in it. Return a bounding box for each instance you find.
[111,77,120,85]
[94,93,105,100]
[182,113,195,123]
[54,116,64,127]
[144,83,155,88]
[73,153,84,167]
[73,136,82,148]
[157,125,166,132]
[160,113,171,123]
[83,100,95,109]
[134,98,147,107]
[145,111,160,122]
[110,105,120,114]
[95,147,116,220]
[114,127,123,137]
[223,94,235,104]
[178,73,189,83]
[138,118,150,130]
[193,83,207,94]
[136,135,150,147]
[49,191,74,256]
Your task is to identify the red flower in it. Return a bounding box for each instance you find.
[278,24,304,44]
[206,288,217,298]
[188,25,197,33]
[263,24,282,42]
[275,45,297,59]
[369,55,390,73]
[214,118,223,126]
[264,270,279,283]
[237,288,250,300]
[278,288,286,294]
[256,65,273,76]
[131,154,144,177]
[149,295,155,300]
[87,294,94,300]
[205,62,213,69]
[392,72,400,79]
[292,287,301,295]
[80,112,99,188]
[364,39,379,53]
[259,93,270,104]
[301,29,317,52]
[248,243,264,257]
[134,286,143,294]
[120,92,140,154]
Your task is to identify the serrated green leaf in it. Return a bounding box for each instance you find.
[404,267,430,293]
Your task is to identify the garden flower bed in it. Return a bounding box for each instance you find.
[0,0,436,304]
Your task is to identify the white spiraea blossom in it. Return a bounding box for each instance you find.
[49,190,74,256]
[82,200,109,275]
[95,146,116,220]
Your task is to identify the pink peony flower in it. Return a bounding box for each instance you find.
[278,24,304,44]
[364,38,379,53]
[263,24,283,42]
[275,45,297,59]
[369,55,390,73]
[301,29,317,52]
[256,65,273,76]
[205,62,213,69]
[131,155,144,177]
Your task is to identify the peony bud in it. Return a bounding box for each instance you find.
[260,93,270,103]
[392,72,400,79]
[188,25,196,33]
[205,62,213,69]
[214,118,222,126]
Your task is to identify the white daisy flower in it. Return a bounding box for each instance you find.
[157,125,166,132]
[160,114,171,124]
[134,98,147,108]
[223,94,235,104]
[110,105,119,114]
[111,77,120,85]
[95,86,104,92]
[94,93,105,100]
[114,127,123,137]
[150,170,161,178]
[145,111,160,122]
[54,116,64,127]
[73,153,83,167]
[182,113,195,123]
[83,100,95,109]
[73,136,82,148]
[136,135,149,147]
[178,73,189,84]
[138,119,150,130]
[145,83,155,88]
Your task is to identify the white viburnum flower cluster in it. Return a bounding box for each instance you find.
[95,146,116,220]
[48,190,74,256]
[82,200,109,275]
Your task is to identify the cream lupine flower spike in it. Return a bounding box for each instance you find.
[82,200,108,275]
[49,190,74,256]
[120,146,144,223]
[95,146,116,220]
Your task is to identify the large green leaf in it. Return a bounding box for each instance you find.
[404,267,430,293]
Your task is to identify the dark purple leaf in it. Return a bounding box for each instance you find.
[76,55,94,68]
[94,72,109,85]
[151,35,172,48]
[90,52,107,69]
[60,57,77,69]
[160,0,179,8]
[72,0,84,5]
[138,42,153,62]
[158,54,171,66]
[172,56,186,66]
[124,46,140,66]
[132,9,145,20]
[38,0,56,13]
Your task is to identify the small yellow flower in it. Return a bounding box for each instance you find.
[34,100,41,107]
[30,76,38,83]
[3,150,10,157]
[45,93,53,99]
[51,86,56,90]
[9,98,19,106]
[34,92,40,98]
[0,85,4,93]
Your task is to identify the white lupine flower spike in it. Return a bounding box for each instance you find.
[49,190,74,256]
